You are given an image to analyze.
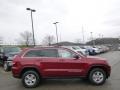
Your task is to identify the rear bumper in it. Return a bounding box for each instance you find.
[12,67,21,78]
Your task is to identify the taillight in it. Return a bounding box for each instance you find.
[12,61,19,67]
[12,62,16,66]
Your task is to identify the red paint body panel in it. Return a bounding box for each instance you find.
[12,47,111,79]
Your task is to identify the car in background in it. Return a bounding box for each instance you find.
[0,46,21,71]
[118,46,120,50]
[94,46,103,53]
[81,46,96,55]
[93,45,109,53]
[101,45,109,52]
[12,46,111,88]
[62,46,89,55]
[118,47,120,50]
[92,46,101,54]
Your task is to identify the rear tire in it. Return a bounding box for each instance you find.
[22,70,41,88]
[89,68,106,85]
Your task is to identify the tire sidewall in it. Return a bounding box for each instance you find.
[22,70,40,88]
[89,68,106,85]
[4,62,9,71]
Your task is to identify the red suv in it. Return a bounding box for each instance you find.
[12,47,111,88]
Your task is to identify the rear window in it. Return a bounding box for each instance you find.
[3,47,21,53]
[24,49,58,57]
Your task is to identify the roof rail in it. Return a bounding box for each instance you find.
[34,45,61,48]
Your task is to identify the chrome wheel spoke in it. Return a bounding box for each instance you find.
[25,74,36,86]
[92,71,104,83]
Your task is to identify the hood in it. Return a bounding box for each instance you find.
[85,56,108,65]
[87,56,106,60]
[6,52,20,57]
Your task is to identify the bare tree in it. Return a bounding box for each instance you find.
[42,35,55,46]
[18,31,33,46]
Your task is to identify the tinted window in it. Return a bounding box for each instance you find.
[39,49,58,57]
[24,50,41,57]
[24,49,58,57]
[3,47,21,53]
[58,49,75,58]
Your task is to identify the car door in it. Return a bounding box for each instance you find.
[23,48,62,77]
[36,48,63,77]
[58,48,85,77]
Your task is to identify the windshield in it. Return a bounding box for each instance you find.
[3,47,21,53]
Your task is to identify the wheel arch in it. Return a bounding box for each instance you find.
[87,65,109,78]
[20,66,41,78]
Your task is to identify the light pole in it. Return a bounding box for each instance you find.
[90,32,95,46]
[82,25,85,43]
[26,8,36,46]
[53,22,59,44]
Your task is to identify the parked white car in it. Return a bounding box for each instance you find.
[81,46,96,55]
[62,46,88,55]
[93,45,109,53]
[92,46,101,54]
[118,46,120,50]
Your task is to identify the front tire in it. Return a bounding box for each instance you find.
[4,62,9,71]
[89,68,106,85]
[22,70,41,88]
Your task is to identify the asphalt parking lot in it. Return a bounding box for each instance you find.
[0,51,120,90]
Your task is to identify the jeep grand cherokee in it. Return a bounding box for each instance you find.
[12,46,111,88]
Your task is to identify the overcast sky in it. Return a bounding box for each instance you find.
[0,0,120,44]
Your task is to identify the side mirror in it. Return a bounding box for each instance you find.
[73,55,79,59]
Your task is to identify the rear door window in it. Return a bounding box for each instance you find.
[24,49,58,57]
